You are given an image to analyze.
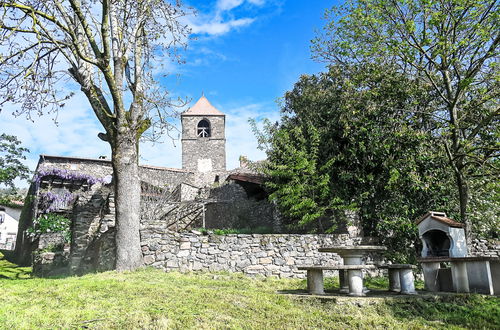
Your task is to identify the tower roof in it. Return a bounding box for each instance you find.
[183,95,225,116]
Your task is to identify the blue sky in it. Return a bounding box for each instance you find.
[1,0,334,187]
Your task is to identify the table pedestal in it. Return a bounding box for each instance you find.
[344,255,366,296]
[348,269,364,296]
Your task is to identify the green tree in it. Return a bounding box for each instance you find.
[0,1,189,270]
[0,134,30,189]
[312,0,499,239]
[256,64,457,261]
[255,122,333,232]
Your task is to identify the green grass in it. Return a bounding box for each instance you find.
[0,252,31,279]
[0,254,498,329]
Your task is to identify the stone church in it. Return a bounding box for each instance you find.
[16,95,278,273]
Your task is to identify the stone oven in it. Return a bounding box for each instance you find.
[416,211,467,258]
[416,211,499,295]
[416,211,467,292]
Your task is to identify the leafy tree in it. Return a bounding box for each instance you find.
[0,134,30,189]
[257,122,333,232]
[312,0,499,239]
[0,1,190,270]
[256,64,458,261]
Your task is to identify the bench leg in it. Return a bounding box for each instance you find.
[307,269,324,295]
[348,269,365,296]
[399,269,417,295]
[339,270,349,293]
[388,269,401,292]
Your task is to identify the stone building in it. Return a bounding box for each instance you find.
[15,95,278,273]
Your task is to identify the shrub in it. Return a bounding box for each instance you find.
[27,213,71,243]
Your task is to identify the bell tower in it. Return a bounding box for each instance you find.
[181,95,226,173]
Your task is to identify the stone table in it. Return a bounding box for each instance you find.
[318,245,387,296]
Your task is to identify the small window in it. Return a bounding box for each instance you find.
[197,119,211,137]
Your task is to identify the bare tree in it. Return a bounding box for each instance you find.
[0,0,190,270]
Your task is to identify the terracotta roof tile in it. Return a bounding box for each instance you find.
[430,215,465,228]
[183,95,225,116]
[415,211,464,228]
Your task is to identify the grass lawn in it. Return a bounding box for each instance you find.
[0,253,499,329]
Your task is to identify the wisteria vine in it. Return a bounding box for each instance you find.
[34,168,106,189]
[38,191,75,214]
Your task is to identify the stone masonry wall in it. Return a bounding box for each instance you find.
[470,238,500,257]
[139,230,384,278]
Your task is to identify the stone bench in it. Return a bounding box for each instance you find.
[379,264,417,294]
[297,265,376,296]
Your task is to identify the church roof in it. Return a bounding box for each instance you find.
[183,95,225,116]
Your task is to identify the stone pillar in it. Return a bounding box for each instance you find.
[399,269,417,295]
[307,269,324,295]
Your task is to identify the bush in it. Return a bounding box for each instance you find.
[27,213,71,243]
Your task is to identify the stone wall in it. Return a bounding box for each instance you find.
[205,183,278,231]
[70,184,116,274]
[470,238,500,257]
[139,166,194,190]
[140,231,383,278]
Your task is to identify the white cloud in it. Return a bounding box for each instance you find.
[190,17,254,36]
[186,0,265,36]
[216,0,245,11]
[216,0,265,11]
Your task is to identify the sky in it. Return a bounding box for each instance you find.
[1,0,333,188]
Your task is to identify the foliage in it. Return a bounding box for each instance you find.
[0,196,23,209]
[0,134,30,189]
[264,125,334,231]
[312,0,500,235]
[254,64,458,261]
[27,213,71,243]
[0,265,499,328]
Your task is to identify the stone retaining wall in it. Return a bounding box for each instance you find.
[470,238,500,257]
[140,231,384,278]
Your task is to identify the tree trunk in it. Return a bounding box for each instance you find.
[112,130,144,271]
[456,172,471,246]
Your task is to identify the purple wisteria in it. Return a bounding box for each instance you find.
[38,191,75,214]
[34,168,105,189]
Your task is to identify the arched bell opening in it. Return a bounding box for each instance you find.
[197,119,211,138]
